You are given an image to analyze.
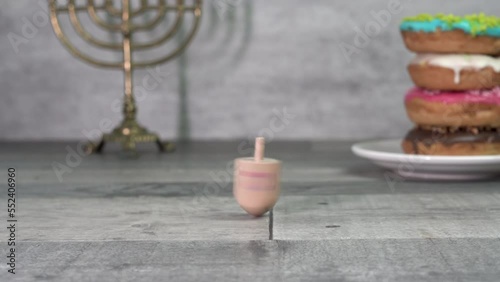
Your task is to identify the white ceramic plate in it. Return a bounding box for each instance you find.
[352,139,500,180]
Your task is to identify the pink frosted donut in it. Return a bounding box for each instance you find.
[404,87,500,127]
[405,87,500,105]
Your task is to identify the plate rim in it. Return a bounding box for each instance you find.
[351,139,500,165]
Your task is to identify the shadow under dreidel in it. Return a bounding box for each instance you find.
[209,212,270,221]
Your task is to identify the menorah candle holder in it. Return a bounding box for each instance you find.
[49,0,202,153]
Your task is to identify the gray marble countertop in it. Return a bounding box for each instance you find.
[1,141,500,282]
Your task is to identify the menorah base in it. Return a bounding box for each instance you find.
[85,118,175,154]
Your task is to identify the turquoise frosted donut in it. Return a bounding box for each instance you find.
[400,13,500,37]
[400,14,500,55]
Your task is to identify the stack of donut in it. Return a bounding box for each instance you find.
[400,13,500,155]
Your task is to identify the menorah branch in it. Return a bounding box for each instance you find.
[87,0,123,31]
[68,4,122,50]
[134,8,201,67]
[131,6,184,49]
[56,4,106,13]
[104,0,121,17]
[56,3,198,14]
[130,0,149,16]
[134,5,199,12]
[49,0,122,68]
[128,0,167,31]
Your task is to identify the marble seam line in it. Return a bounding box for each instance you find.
[269,209,274,240]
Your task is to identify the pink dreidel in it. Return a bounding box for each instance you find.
[234,137,282,217]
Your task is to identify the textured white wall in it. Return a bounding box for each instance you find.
[0,0,497,140]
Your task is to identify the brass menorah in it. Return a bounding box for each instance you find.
[49,0,202,153]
